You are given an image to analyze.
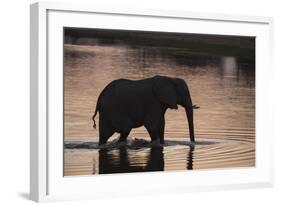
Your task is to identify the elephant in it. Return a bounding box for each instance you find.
[92,75,199,145]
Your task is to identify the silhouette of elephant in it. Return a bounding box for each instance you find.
[92,75,199,145]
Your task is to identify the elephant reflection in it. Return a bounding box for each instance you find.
[187,146,194,170]
[98,147,164,174]
[98,145,195,174]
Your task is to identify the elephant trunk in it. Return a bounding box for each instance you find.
[185,106,195,142]
[184,91,195,142]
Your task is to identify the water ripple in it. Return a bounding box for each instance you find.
[64,130,255,175]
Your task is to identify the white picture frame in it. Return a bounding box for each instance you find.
[30,1,274,202]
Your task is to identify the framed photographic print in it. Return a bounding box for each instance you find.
[30,2,274,202]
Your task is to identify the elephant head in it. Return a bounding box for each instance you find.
[153,76,195,142]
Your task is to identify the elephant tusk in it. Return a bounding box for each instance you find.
[192,104,200,109]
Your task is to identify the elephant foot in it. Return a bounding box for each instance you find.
[98,143,107,149]
[117,141,127,147]
[150,138,162,147]
[117,137,127,147]
[189,141,196,147]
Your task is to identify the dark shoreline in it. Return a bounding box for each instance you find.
[64,27,255,62]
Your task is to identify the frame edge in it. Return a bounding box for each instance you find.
[40,1,272,24]
[30,2,39,202]
[30,2,48,202]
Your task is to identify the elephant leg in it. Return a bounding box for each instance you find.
[159,117,165,144]
[144,108,165,143]
[145,126,159,143]
[99,113,114,145]
[144,118,161,143]
[118,128,131,143]
[112,114,133,143]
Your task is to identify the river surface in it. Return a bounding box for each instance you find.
[63,43,255,176]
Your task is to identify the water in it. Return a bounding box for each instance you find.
[63,43,255,176]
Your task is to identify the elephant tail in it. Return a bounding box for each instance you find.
[92,102,99,129]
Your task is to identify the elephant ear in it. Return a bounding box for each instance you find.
[153,77,178,109]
